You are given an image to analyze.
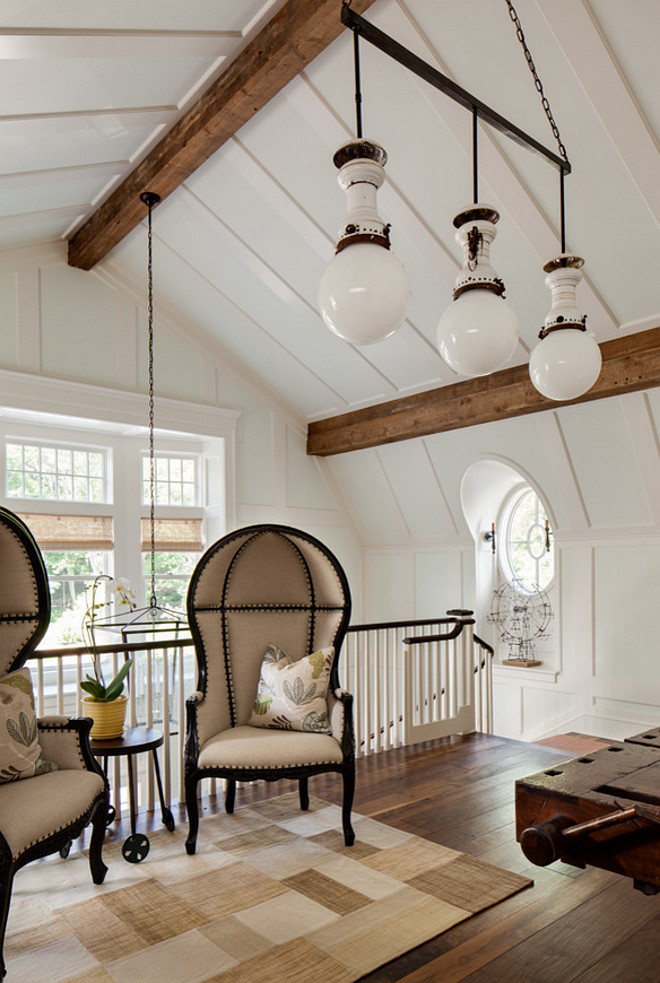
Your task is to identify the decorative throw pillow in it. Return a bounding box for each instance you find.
[0,668,58,783]
[249,643,334,734]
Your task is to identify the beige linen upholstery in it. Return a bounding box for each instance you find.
[0,770,105,859]
[0,507,109,979]
[184,524,355,853]
[198,726,344,770]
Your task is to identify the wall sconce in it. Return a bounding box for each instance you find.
[321,2,600,402]
[483,522,497,555]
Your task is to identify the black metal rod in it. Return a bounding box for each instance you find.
[341,4,571,175]
[353,27,363,139]
[472,107,479,203]
[560,168,566,253]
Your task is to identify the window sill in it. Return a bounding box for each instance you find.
[493,663,559,684]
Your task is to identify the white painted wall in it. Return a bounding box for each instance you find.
[325,392,660,743]
[0,242,364,617]
[1,241,659,743]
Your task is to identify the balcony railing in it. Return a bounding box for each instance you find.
[29,611,492,816]
[344,611,493,755]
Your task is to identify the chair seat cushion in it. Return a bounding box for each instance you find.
[0,768,105,859]
[198,724,344,771]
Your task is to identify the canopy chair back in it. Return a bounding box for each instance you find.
[0,507,108,978]
[185,523,355,852]
[0,506,50,676]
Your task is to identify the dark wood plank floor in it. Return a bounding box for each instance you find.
[116,733,660,982]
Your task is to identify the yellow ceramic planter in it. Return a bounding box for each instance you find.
[82,694,127,740]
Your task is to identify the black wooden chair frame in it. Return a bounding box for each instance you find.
[184,523,355,853]
[0,507,108,977]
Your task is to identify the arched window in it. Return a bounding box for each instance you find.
[500,487,554,593]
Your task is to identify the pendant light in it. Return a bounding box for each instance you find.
[529,255,601,400]
[334,2,603,401]
[318,26,410,345]
[93,192,186,642]
[436,107,519,375]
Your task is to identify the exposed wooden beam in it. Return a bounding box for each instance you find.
[306,327,660,456]
[67,0,378,271]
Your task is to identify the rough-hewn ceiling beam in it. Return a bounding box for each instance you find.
[67,0,377,271]
[306,327,660,456]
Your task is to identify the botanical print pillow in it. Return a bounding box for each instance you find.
[0,668,58,783]
[249,643,334,734]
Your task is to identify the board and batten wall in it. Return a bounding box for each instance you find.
[324,394,660,743]
[1,241,659,742]
[0,241,364,616]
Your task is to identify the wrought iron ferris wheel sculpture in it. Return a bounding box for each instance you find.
[488,581,554,667]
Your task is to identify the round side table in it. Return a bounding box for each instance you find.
[91,725,175,863]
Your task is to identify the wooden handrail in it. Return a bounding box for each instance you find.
[347,613,473,633]
[35,637,195,660]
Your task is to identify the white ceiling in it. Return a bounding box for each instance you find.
[1,0,659,424]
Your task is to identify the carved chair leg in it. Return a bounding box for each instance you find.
[225,779,236,814]
[0,866,14,979]
[185,772,200,855]
[342,764,356,847]
[88,798,109,885]
[299,777,309,811]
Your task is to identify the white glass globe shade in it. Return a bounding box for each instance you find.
[437,288,519,376]
[319,242,411,345]
[529,328,602,400]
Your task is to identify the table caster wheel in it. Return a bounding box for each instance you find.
[122,833,150,863]
[59,840,72,859]
[105,805,116,827]
[162,808,176,832]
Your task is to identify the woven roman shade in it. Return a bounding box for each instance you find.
[140,517,202,552]
[18,513,113,550]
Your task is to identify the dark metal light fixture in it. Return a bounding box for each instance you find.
[93,192,187,642]
[323,1,600,400]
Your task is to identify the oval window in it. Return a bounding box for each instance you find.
[501,487,554,592]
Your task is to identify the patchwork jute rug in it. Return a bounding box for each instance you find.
[5,793,532,983]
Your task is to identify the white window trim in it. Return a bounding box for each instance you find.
[0,368,239,611]
[0,366,239,532]
[498,484,555,593]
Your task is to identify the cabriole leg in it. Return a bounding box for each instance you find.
[0,864,14,979]
[225,779,236,814]
[89,798,109,884]
[185,772,200,855]
[342,765,356,847]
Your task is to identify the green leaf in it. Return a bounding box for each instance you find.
[80,659,132,702]
[80,678,105,699]
[102,659,132,702]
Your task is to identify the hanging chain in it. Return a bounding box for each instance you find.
[505,0,569,167]
[142,193,159,608]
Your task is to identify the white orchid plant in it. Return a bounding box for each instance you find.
[81,575,136,702]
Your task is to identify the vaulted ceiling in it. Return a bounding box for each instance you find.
[1,0,659,431]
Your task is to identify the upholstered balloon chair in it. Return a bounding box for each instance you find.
[0,507,108,978]
[184,524,355,853]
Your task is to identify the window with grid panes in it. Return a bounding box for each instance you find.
[142,453,197,507]
[501,487,554,593]
[6,440,106,503]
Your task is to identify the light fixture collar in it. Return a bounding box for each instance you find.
[539,253,587,338]
[451,204,506,300]
[332,139,393,254]
[333,139,388,168]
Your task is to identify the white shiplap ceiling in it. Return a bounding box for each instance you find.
[1,0,659,424]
